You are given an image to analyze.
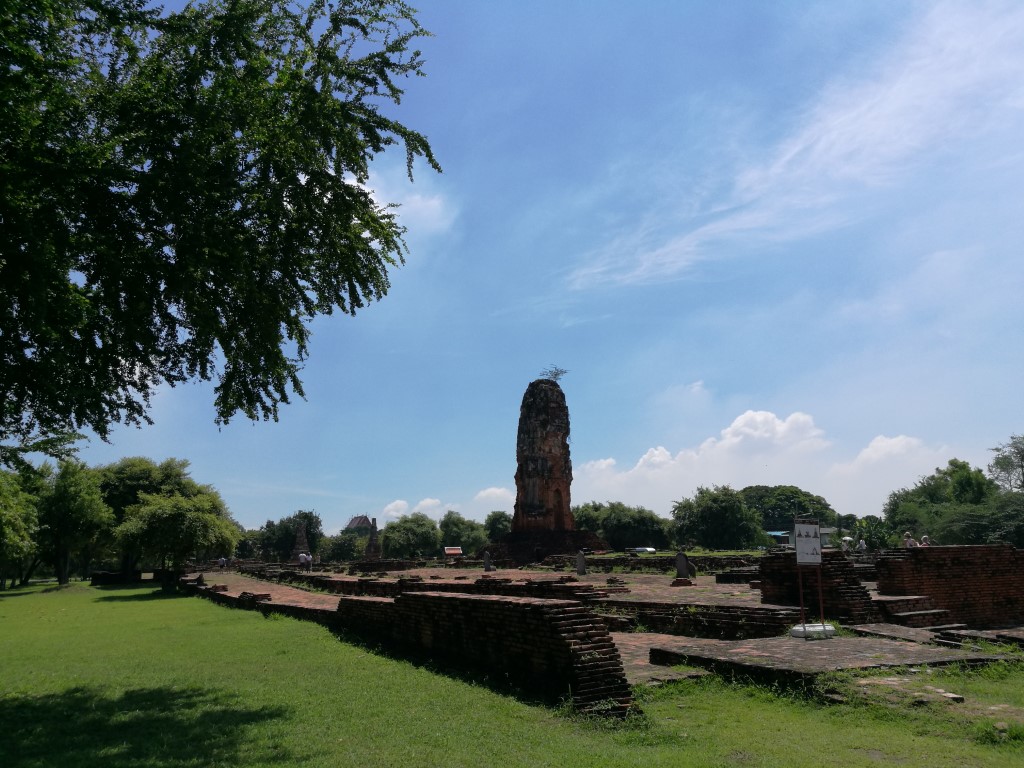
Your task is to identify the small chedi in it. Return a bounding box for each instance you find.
[500,377,605,563]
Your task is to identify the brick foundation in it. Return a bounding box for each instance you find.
[191,585,633,716]
[875,545,1024,628]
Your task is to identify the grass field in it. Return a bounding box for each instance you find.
[1,583,1022,767]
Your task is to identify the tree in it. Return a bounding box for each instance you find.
[989,434,1024,492]
[259,510,324,561]
[572,502,608,534]
[850,515,893,552]
[98,457,211,572]
[1,0,440,453]
[438,511,488,555]
[0,471,38,589]
[670,486,765,550]
[883,459,999,540]
[380,513,440,559]
[115,492,239,583]
[570,501,669,551]
[483,510,512,541]
[35,461,114,584]
[320,531,364,562]
[739,485,837,532]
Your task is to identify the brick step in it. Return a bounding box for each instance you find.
[888,609,949,628]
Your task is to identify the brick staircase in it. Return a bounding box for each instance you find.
[871,593,950,628]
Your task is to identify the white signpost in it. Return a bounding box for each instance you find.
[791,519,834,639]
[795,522,821,565]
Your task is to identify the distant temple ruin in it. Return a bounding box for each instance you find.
[498,377,604,563]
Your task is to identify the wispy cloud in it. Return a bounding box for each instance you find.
[570,2,1024,288]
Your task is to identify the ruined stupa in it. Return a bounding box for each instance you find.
[513,378,574,531]
[498,377,605,563]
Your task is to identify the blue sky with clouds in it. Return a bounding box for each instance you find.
[78,1,1024,533]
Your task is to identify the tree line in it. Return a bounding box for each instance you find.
[4,436,1023,586]
[0,457,238,588]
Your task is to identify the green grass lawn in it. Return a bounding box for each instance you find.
[1,583,1021,767]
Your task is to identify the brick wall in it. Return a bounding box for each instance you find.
[759,550,880,624]
[875,545,1024,627]
[192,586,632,716]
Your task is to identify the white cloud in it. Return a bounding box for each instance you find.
[382,500,409,518]
[573,410,949,517]
[570,2,1024,288]
[367,167,457,237]
[474,486,514,504]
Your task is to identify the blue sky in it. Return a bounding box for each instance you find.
[79,1,1024,533]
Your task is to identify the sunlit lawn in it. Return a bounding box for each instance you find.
[1,583,1021,767]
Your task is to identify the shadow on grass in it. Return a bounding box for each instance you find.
[323,623,554,709]
[92,588,186,602]
[0,686,293,768]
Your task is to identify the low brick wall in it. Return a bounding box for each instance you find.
[547,554,758,574]
[191,585,632,716]
[251,569,611,603]
[875,545,1024,628]
[598,601,799,639]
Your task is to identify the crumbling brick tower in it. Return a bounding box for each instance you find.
[513,378,575,532]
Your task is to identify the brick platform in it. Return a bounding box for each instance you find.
[189,567,1021,696]
[645,635,1004,686]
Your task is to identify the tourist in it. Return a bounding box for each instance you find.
[305,553,313,572]
[920,535,931,547]
[856,538,867,553]
[218,556,226,569]
[903,532,918,548]
[298,552,308,570]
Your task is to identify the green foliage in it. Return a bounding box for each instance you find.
[570,501,669,550]
[539,365,568,382]
[97,456,227,571]
[34,460,114,584]
[483,510,512,541]
[989,434,1024,492]
[850,514,893,551]
[1,0,440,448]
[883,459,1004,544]
[670,485,767,550]
[438,510,489,555]
[115,491,238,570]
[257,510,324,561]
[0,470,38,588]
[320,531,365,562]
[380,512,440,558]
[739,485,838,531]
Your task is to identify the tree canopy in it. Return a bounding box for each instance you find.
[571,501,669,551]
[483,510,512,541]
[989,435,1024,493]
[670,486,766,550]
[35,460,114,584]
[1,0,439,451]
[438,511,488,555]
[115,491,238,572]
[738,485,837,531]
[380,512,440,559]
[882,458,1008,545]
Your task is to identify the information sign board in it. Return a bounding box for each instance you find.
[794,521,821,565]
